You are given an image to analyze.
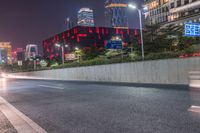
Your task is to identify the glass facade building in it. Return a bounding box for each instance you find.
[78,8,95,27]
[144,0,200,26]
[105,0,128,28]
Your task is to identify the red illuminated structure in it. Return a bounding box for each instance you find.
[43,26,140,59]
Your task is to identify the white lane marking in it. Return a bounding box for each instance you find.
[188,105,200,113]
[39,85,64,90]
[0,97,47,133]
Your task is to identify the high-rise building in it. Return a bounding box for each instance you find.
[77,8,95,27]
[0,42,12,64]
[105,0,128,28]
[65,17,75,30]
[144,0,200,26]
[25,44,38,60]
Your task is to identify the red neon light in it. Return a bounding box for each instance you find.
[96,27,100,33]
[102,28,105,35]
[104,40,107,46]
[116,28,119,34]
[127,29,130,35]
[89,27,93,33]
[78,34,87,37]
[134,29,138,36]
[77,37,80,42]
[62,33,65,39]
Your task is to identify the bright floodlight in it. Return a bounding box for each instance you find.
[55,43,61,47]
[143,6,148,11]
[128,4,137,9]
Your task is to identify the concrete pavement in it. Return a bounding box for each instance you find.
[0,78,200,133]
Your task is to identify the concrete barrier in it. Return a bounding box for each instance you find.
[8,57,200,85]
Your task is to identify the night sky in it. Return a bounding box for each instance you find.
[0,0,142,51]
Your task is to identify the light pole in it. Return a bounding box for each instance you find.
[55,43,68,65]
[128,4,145,60]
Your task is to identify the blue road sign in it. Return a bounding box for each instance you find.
[106,40,123,50]
[184,23,200,37]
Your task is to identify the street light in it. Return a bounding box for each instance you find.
[128,4,145,60]
[55,43,65,65]
[75,47,79,51]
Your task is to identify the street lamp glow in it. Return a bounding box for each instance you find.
[75,47,79,50]
[128,4,137,9]
[143,6,148,11]
[55,43,61,47]
[65,44,69,48]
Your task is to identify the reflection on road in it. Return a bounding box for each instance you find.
[0,78,7,90]
[188,105,200,114]
[189,71,200,89]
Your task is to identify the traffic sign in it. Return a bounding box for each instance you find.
[106,40,123,50]
[184,23,200,37]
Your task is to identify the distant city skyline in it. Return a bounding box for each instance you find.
[0,0,142,50]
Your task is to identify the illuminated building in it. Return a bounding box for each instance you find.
[43,26,140,60]
[0,42,12,64]
[25,44,38,60]
[144,0,200,26]
[77,8,95,27]
[105,0,128,28]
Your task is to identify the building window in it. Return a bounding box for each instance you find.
[171,2,174,8]
[177,0,181,7]
[184,0,189,5]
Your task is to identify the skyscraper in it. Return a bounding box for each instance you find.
[77,8,95,27]
[144,0,200,26]
[0,42,12,64]
[25,44,38,60]
[105,0,128,28]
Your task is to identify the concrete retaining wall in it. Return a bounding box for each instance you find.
[9,57,200,85]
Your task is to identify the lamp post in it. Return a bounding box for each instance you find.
[55,43,68,65]
[128,4,145,60]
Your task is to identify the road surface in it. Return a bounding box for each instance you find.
[0,78,200,133]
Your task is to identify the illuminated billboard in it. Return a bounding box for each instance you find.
[184,23,200,37]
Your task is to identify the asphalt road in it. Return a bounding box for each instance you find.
[0,78,200,133]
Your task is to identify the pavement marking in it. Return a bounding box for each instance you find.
[0,97,47,133]
[188,105,200,113]
[39,85,64,90]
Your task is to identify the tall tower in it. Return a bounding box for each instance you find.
[77,8,95,27]
[25,44,38,60]
[105,0,128,28]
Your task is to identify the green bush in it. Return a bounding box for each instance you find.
[145,51,182,60]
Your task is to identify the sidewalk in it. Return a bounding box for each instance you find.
[0,97,47,133]
[0,111,17,133]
